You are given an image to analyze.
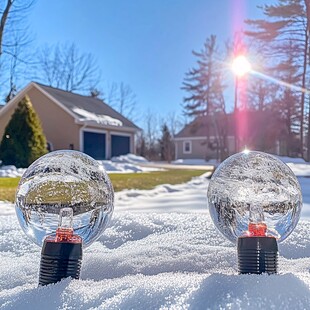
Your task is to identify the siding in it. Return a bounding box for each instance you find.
[27,87,80,150]
[175,136,235,160]
[0,101,19,141]
[0,85,136,158]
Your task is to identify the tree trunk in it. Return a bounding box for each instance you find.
[300,26,309,158]
[0,0,13,56]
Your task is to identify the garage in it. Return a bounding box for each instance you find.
[111,135,130,157]
[83,131,106,160]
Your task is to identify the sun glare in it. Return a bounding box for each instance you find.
[232,55,251,77]
[243,148,250,155]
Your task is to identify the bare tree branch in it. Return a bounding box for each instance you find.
[36,42,101,93]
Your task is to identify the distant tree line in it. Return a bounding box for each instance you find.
[181,0,310,161]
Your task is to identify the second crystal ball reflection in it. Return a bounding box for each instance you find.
[15,150,114,247]
[207,151,302,243]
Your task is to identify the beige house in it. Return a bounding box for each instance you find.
[0,82,140,160]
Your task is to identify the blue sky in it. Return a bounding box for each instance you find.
[28,0,270,124]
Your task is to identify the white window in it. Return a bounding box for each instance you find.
[183,141,192,154]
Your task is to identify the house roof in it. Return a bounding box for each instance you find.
[175,114,235,138]
[175,110,286,139]
[34,82,139,130]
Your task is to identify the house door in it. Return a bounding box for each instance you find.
[83,131,106,160]
[111,135,130,157]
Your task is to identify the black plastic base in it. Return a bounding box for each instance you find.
[237,236,278,275]
[39,240,83,286]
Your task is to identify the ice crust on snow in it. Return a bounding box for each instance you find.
[1,173,310,309]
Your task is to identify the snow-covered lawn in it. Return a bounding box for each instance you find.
[0,154,161,177]
[1,156,310,309]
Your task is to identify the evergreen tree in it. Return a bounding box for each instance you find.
[245,0,310,157]
[182,35,227,160]
[0,96,47,167]
[136,131,146,157]
[182,35,226,117]
[159,124,174,162]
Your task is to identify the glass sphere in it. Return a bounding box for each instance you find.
[15,150,114,247]
[207,151,302,243]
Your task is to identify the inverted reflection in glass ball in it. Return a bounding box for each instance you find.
[15,150,114,247]
[207,151,302,243]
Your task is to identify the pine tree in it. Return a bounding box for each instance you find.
[245,0,310,157]
[182,35,227,160]
[159,124,174,162]
[182,35,226,117]
[0,96,47,167]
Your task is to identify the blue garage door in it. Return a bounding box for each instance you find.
[111,135,130,157]
[83,131,106,160]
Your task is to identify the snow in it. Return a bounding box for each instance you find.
[172,158,219,166]
[73,107,123,126]
[111,153,149,164]
[0,177,310,308]
[0,154,161,177]
[277,156,307,164]
[1,157,310,308]
[101,153,160,173]
[0,165,26,178]
[276,156,310,177]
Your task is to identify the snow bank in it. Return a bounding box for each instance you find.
[115,173,209,213]
[278,156,307,164]
[274,155,310,177]
[172,158,219,166]
[1,211,310,309]
[0,154,159,177]
[286,163,310,177]
[111,153,149,164]
[99,161,161,174]
[0,165,26,177]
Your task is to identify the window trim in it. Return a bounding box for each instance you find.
[183,140,192,154]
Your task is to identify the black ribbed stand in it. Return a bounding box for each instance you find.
[39,240,83,286]
[237,236,278,275]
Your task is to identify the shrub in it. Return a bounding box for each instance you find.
[0,96,47,167]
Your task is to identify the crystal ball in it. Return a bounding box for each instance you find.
[207,151,302,243]
[15,150,114,247]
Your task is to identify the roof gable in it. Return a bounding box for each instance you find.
[175,114,235,138]
[175,110,286,139]
[34,83,139,129]
[0,82,139,130]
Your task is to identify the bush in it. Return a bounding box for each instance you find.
[0,96,47,167]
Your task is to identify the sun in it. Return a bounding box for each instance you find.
[232,55,252,77]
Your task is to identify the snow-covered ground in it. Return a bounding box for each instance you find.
[2,153,310,177]
[1,155,310,309]
[0,154,161,177]
[1,180,310,308]
[172,158,219,166]
[0,165,27,178]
